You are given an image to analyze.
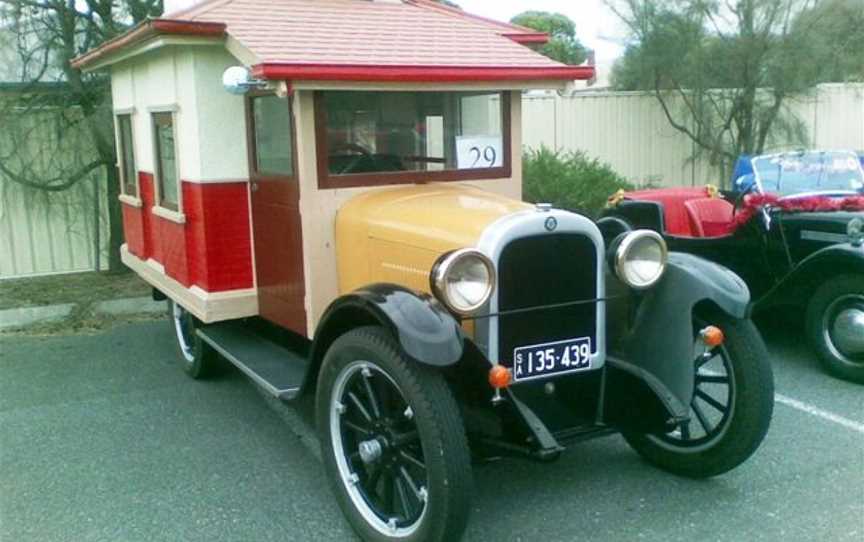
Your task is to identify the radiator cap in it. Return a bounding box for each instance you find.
[535,203,552,213]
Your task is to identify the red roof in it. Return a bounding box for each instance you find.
[73,0,594,83]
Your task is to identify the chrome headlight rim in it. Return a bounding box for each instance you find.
[431,248,496,316]
[614,230,668,290]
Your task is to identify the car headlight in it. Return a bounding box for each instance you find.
[431,249,495,315]
[614,230,668,289]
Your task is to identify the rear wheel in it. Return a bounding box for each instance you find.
[623,311,774,478]
[316,327,472,542]
[168,300,218,379]
[806,275,864,384]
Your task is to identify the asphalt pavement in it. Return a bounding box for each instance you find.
[1,319,862,542]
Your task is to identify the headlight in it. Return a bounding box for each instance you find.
[431,249,495,315]
[614,230,668,289]
[849,218,863,247]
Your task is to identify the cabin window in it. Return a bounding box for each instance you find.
[116,114,137,196]
[315,91,511,188]
[251,95,295,177]
[152,112,180,211]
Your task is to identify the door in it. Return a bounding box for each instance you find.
[247,93,307,335]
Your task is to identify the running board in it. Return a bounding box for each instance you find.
[197,321,309,401]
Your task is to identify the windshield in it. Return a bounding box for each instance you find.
[752,151,864,197]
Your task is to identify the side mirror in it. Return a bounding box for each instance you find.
[222,66,266,95]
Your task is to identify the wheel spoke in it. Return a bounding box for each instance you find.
[394,476,413,519]
[696,373,729,385]
[692,400,712,433]
[695,389,727,413]
[361,370,382,419]
[679,421,691,440]
[367,463,383,491]
[695,347,720,369]
[399,450,426,472]
[347,391,373,422]
[398,466,423,501]
[343,419,373,437]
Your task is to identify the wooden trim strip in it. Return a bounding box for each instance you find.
[122,245,258,323]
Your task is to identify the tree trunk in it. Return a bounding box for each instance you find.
[103,162,125,273]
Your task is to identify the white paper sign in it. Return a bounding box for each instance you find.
[456,136,504,170]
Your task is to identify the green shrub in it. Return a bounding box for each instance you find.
[522,146,633,217]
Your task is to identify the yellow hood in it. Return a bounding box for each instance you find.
[336,184,530,294]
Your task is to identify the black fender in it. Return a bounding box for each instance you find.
[613,252,751,420]
[755,243,864,311]
[309,283,465,378]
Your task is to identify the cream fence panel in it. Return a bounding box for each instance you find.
[0,106,109,279]
[522,83,864,188]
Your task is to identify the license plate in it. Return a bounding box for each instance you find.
[513,337,592,382]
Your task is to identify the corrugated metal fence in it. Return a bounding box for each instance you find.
[523,83,864,188]
[0,105,109,279]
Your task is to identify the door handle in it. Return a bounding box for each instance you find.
[251,182,259,192]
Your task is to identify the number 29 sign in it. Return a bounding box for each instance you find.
[456,136,504,170]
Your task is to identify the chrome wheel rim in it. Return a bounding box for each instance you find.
[172,303,196,364]
[823,295,864,366]
[650,321,736,452]
[329,361,428,538]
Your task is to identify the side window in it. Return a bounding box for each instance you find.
[116,114,137,196]
[251,94,295,177]
[152,112,179,210]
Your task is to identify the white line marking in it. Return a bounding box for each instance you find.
[775,393,864,435]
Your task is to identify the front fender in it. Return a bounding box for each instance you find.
[756,243,864,311]
[612,253,751,419]
[312,284,465,368]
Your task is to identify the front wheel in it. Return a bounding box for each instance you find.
[806,275,864,384]
[316,327,473,542]
[623,312,774,478]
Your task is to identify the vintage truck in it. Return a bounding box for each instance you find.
[73,1,774,540]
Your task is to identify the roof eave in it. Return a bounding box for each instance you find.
[71,19,226,71]
[252,64,595,83]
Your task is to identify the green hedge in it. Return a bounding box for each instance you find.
[522,146,633,217]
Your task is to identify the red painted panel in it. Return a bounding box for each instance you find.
[121,204,145,257]
[183,181,254,292]
[138,172,155,260]
[122,172,254,295]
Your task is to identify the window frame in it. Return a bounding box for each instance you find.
[114,110,139,202]
[150,108,182,215]
[314,90,512,190]
[246,91,298,182]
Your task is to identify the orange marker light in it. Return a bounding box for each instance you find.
[488,365,512,389]
[700,326,725,347]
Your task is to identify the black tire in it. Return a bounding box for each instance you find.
[316,327,472,542]
[806,275,864,384]
[167,300,218,379]
[623,311,774,478]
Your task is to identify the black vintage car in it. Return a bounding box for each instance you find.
[602,150,864,383]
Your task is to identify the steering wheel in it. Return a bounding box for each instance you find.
[331,142,374,174]
[732,181,758,219]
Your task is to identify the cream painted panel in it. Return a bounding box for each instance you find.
[193,48,250,181]
[295,89,523,336]
[130,61,154,172]
[110,65,134,110]
[174,49,201,182]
